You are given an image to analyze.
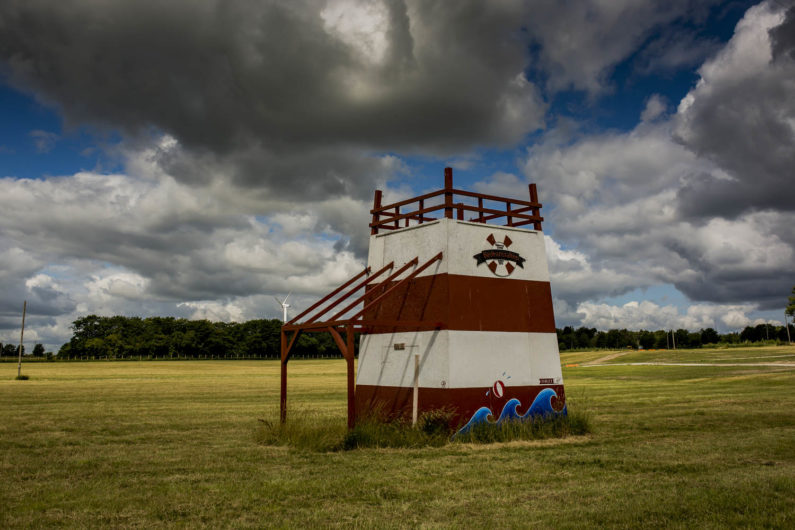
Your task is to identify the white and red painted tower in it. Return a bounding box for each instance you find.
[357,168,565,429]
[280,168,565,430]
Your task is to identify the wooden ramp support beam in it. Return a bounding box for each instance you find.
[279,252,444,428]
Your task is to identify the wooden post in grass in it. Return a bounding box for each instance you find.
[346,324,356,429]
[412,354,419,426]
[17,300,26,378]
[785,312,792,344]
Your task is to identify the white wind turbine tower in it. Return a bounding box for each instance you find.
[274,293,291,323]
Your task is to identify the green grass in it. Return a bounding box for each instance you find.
[1,347,794,527]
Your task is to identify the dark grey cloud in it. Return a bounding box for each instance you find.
[0,0,545,198]
[157,142,397,201]
[674,2,795,219]
[770,5,795,61]
[633,30,721,76]
[523,0,723,94]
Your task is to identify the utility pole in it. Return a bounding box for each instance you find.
[786,312,792,345]
[671,330,676,350]
[17,300,27,378]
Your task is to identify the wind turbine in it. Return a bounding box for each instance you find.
[274,293,291,323]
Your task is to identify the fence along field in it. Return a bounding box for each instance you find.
[1,346,793,527]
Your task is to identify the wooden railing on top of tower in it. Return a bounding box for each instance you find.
[370,167,544,235]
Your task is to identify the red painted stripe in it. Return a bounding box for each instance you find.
[362,274,556,333]
[355,383,566,427]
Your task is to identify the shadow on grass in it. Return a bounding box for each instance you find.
[256,406,592,452]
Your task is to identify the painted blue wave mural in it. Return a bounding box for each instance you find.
[455,388,566,437]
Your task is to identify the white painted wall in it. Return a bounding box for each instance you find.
[368,219,550,282]
[358,330,563,389]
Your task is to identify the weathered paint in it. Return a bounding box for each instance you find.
[358,331,562,388]
[367,219,550,282]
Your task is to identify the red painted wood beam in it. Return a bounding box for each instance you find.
[303,261,395,324]
[287,266,371,324]
[329,257,420,321]
[349,252,443,322]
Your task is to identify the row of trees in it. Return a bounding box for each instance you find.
[556,323,794,351]
[1,343,47,357]
[55,315,346,359]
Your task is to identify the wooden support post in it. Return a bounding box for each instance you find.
[506,201,512,226]
[17,300,26,378]
[477,197,483,222]
[456,203,464,220]
[419,199,424,224]
[346,324,356,429]
[444,167,453,219]
[412,354,419,426]
[371,189,383,235]
[280,329,287,423]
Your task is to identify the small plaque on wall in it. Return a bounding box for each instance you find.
[393,343,406,350]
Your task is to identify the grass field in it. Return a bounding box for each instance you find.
[1,346,794,527]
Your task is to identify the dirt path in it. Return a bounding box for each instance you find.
[581,362,795,368]
[583,351,632,365]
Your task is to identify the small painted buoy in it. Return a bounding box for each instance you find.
[492,380,505,398]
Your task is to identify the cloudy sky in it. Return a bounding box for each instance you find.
[1,0,794,349]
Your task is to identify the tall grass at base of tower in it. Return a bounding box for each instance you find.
[256,405,591,450]
[255,408,457,450]
[255,409,348,452]
[342,408,457,449]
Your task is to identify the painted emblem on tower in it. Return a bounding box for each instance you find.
[473,233,526,277]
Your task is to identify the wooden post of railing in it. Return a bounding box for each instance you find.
[371,190,382,235]
[506,201,512,226]
[529,184,541,230]
[477,197,484,222]
[444,167,453,219]
[394,205,400,229]
[419,199,424,224]
[457,203,464,220]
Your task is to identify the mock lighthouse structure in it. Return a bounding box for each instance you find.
[280,168,565,431]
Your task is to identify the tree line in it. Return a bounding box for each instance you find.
[1,315,792,361]
[1,343,47,357]
[51,315,348,359]
[556,323,794,351]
